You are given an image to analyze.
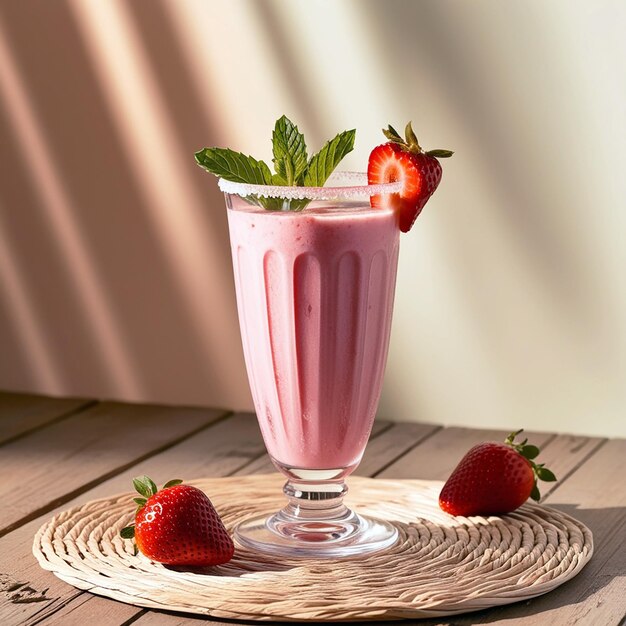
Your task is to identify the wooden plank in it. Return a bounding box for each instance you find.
[538,438,626,626]
[0,412,265,626]
[21,594,136,626]
[534,433,605,499]
[0,401,227,537]
[0,392,94,446]
[378,426,555,480]
[129,609,224,626]
[356,421,440,477]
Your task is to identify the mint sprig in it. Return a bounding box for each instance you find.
[272,115,308,186]
[194,115,356,211]
[194,148,273,185]
[303,129,355,187]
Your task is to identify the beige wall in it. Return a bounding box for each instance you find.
[0,0,624,437]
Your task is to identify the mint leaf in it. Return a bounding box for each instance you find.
[252,197,290,211]
[195,118,357,212]
[195,148,273,185]
[272,115,308,185]
[284,198,311,212]
[303,129,356,187]
[247,196,310,212]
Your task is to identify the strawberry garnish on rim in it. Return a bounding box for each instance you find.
[368,123,453,232]
[120,476,234,567]
[438,429,558,517]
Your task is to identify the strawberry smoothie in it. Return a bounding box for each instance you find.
[198,115,447,555]
[227,200,399,476]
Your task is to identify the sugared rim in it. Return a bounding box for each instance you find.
[217,171,402,200]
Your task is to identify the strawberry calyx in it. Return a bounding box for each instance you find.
[120,475,183,541]
[382,122,454,158]
[504,429,557,501]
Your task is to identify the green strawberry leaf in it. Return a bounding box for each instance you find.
[195,148,273,185]
[163,479,183,489]
[134,475,158,497]
[530,483,541,501]
[133,477,152,499]
[504,429,558,493]
[383,125,404,144]
[536,467,557,482]
[519,445,540,460]
[120,525,135,539]
[133,543,139,556]
[146,476,158,496]
[303,129,356,187]
[272,115,308,186]
[405,121,421,151]
[505,429,524,446]
[133,497,147,507]
[426,149,454,158]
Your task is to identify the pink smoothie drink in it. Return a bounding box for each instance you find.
[227,200,399,476]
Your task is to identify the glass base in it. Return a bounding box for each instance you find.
[234,473,398,558]
[235,510,398,558]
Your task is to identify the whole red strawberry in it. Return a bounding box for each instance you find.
[120,476,234,566]
[438,430,557,516]
[368,123,453,232]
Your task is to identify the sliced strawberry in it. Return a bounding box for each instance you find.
[368,123,452,232]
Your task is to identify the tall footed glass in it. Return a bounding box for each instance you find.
[222,173,402,557]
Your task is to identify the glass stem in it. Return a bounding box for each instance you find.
[281,480,350,521]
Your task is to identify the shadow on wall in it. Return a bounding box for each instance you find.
[0,1,624,437]
[0,0,249,408]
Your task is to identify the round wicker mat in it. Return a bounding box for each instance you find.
[33,474,593,621]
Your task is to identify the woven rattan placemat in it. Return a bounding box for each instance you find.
[33,474,593,621]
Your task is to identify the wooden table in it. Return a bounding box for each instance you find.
[0,391,624,625]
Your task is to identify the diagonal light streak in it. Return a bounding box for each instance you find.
[0,203,60,390]
[68,0,245,398]
[0,18,142,396]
